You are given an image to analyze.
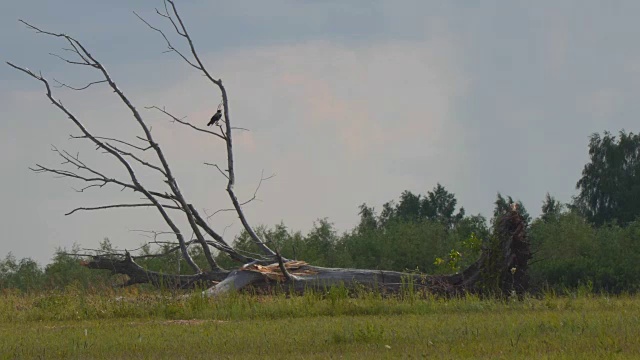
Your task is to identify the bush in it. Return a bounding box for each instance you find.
[529,212,640,293]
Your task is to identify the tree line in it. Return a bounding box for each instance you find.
[2,130,639,293]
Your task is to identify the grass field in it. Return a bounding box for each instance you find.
[1,286,639,359]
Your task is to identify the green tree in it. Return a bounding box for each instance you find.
[44,248,111,290]
[529,212,640,293]
[453,214,490,241]
[0,253,45,292]
[357,203,378,233]
[395,191,422,222]
[302,218,340,266]
[540,193,564,223]
[381,184,465,229]
[378,201,396,228]
[575,130,640,226]
[422,183,465,229]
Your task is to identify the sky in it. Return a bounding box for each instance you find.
[1,1,639,265]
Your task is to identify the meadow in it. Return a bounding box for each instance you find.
[1,286,639,359]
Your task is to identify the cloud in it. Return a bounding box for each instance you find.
[148,38,467,159]
[5,0,640,267]
[136,38,468,233]
[1,35,466,264]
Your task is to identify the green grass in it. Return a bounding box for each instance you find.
[1,287,639,359]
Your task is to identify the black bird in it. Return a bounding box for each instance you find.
[207,109,222,126]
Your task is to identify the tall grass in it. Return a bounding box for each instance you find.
[1,287,639,358]
[0,284,637,323]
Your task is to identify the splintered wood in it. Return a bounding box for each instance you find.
[241,261,316,281]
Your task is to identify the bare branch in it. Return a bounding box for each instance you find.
[204,163,229,180]
[65,203,181,216]
[187,205,251,263]
[204,207,235,220]
[61,46,93,65]
[157,3,186,37]
[13,5,283,280]
[38,146,176,201]
[161,1,220,86]
[84,252,228,288]
[252,170,276,199]
[48,165,172,200]
[70,135,152,151]
[33,161,175,201]
[103,142,167,176]
[24,18,214,273]
[222,222,234,237]
[72,183,104,193]
[275,248,295,282]
[146,106,226,140]
[7,56,201,273]
[184,203,221,270]
[53,78,107,90]
[158,0,278,257]
[205,171,276,220]
[19,20,97,68]
[130,229,178,236]
[205,170,275,220]
[48,52,94,67]
[132,11,200,70]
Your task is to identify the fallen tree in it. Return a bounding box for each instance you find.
[82,207,530,297]
[8,0,530,297]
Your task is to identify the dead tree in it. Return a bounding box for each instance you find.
[7,0,530,297]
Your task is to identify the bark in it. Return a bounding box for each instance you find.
[84,252,229,289]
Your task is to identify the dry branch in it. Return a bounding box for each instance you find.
[140,0,278,258]
[146,106,226,140]
[65,203,181,216]
[7,25,202,273]
[83,252,228,288]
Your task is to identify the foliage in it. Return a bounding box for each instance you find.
[0,245,114,292]
[44,250,112,291]
[540,193,564,223]
[574,130,640,226]
[0,253,44,292]
[214,220,345,269]
[529,210,640,293]
[434,249,463,273]
[340,218,451,272]
[373,184,466,230]
[422,183,466,229]
[7,177,640,294]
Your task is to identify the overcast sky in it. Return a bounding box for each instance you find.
[2,1,639,265]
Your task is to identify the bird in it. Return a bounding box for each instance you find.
[207,109,222,126]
